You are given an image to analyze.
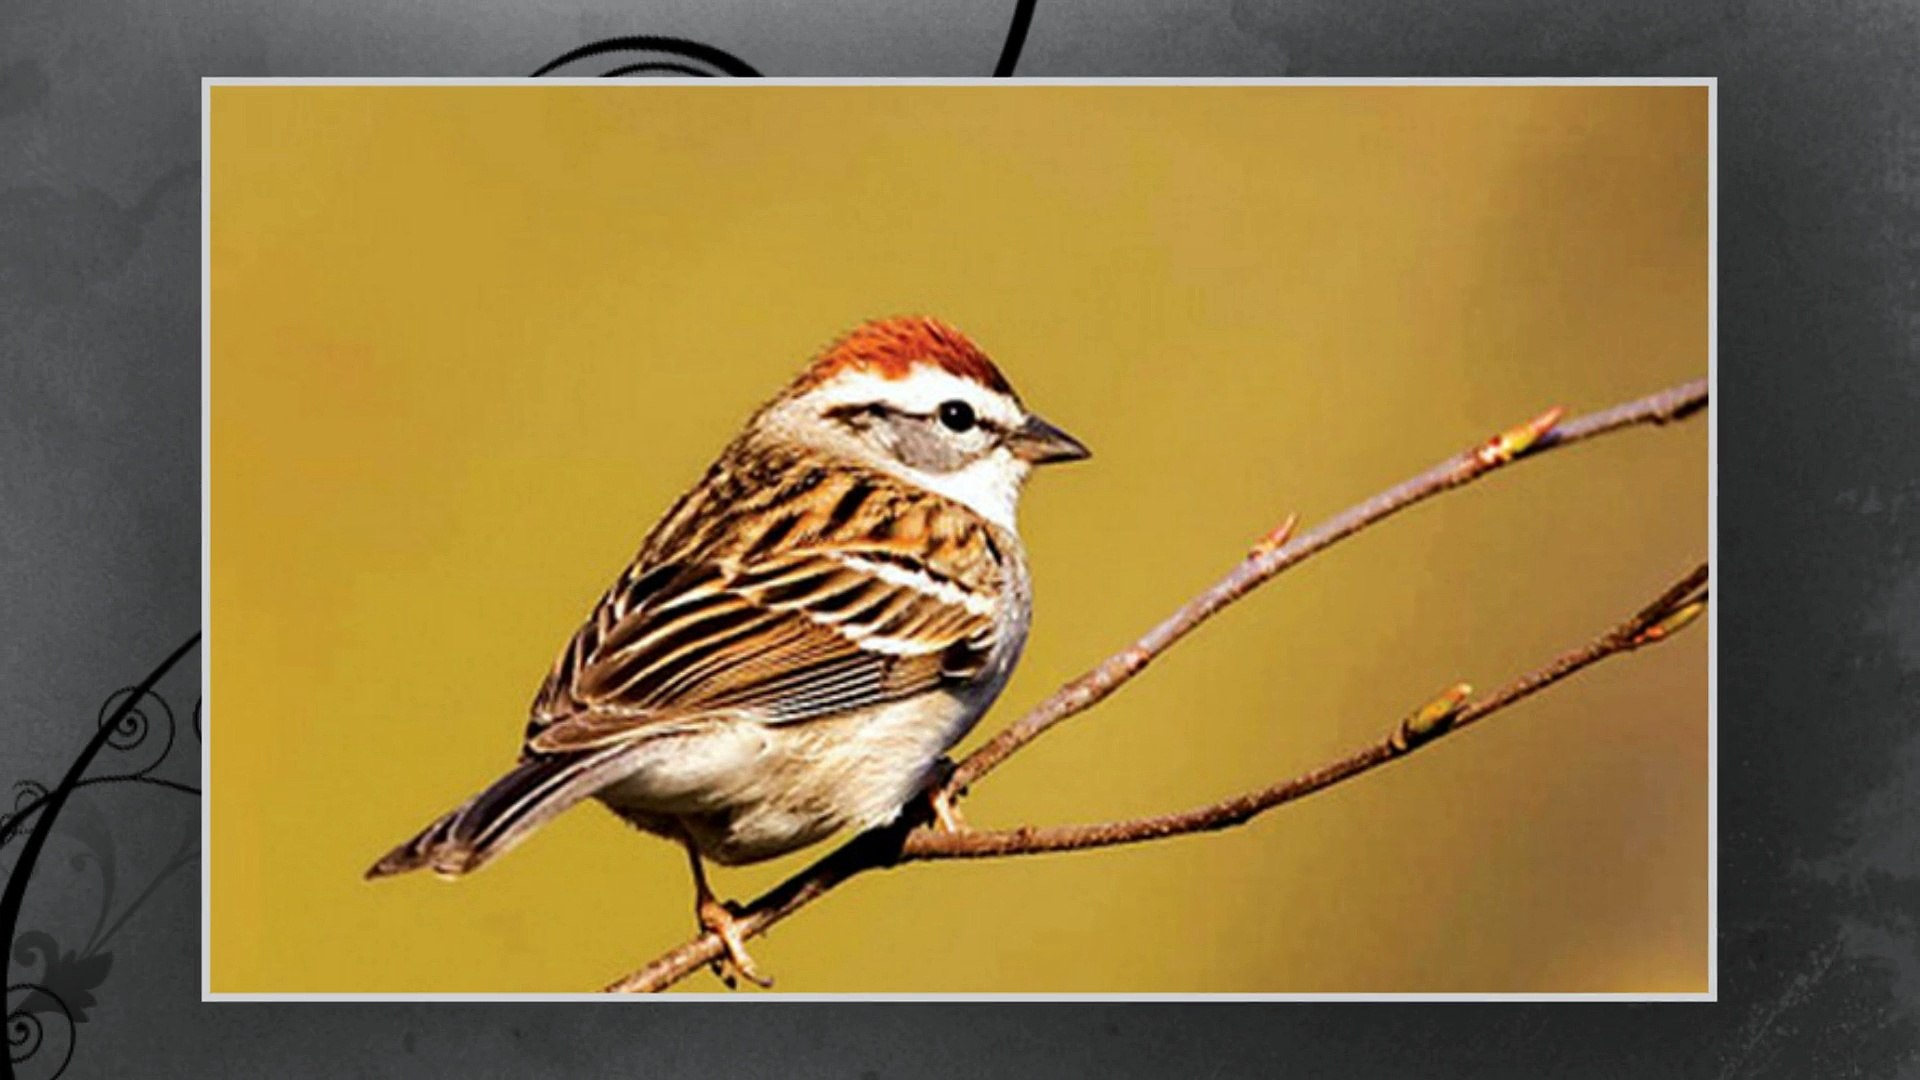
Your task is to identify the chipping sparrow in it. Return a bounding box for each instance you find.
[366,316,1089,986]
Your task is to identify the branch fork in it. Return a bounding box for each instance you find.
[607,378,1709,993]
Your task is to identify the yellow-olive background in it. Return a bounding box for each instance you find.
[209,85,1708,993]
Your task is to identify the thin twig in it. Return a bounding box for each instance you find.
[605,378,1708,993]
[898,566,1707,860]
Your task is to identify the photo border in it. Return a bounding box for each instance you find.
[200,75,1717,1003]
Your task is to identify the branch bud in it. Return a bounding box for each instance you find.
[1249,514,1300,560]
[1634,597,1707,645]
[1475,406,1566,466]
[1394,682,1473,751]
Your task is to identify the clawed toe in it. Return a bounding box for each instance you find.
[697,897,772,989]
[924,756,968,833]
[682,837,772,989]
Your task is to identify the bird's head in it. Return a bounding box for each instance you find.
[757,316,1090,529]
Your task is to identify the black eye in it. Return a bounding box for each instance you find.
[937,400,976,432]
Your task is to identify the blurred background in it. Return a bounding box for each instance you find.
[209,84,1707,993]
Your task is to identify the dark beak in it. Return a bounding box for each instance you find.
[1009,413,1091,465]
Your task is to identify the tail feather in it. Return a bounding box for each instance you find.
[365,746,638,881]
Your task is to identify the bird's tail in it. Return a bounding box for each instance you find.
[365,745,638,881]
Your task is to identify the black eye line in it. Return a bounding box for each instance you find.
[822,402,890,425]
[825,401,1004,436]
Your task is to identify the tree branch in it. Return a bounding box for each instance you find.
[899,565,1706,860]
[948,377,1706,793]
[605,378,1709,993]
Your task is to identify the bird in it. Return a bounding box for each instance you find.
[365,315,1090,987]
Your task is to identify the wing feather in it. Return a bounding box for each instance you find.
[526,541,998,753]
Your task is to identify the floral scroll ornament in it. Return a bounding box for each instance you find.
[3,634,201,1080]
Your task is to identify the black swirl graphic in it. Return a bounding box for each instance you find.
[530,36,762,78]
[0,788,46,855]
[532,0,1039,79]
[97,688,160,755]
[994,0,1039,76]
[1,634,200,1080]
[1,690,199,869]
[6,982,72,1080]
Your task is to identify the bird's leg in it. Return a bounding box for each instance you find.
[929,787,967,834]
[925,756,968,834]
[683,838,772,989]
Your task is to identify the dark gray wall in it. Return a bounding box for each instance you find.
[2,1,1916,1076]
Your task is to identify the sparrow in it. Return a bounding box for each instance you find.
[366,315,1090,987]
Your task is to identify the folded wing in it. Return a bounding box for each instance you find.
[525,545,997,754]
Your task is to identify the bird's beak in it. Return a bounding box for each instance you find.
[1009,413,1091,465]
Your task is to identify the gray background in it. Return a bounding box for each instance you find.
[3,0,1916,1076]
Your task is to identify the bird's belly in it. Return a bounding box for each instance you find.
[596,692,982,866]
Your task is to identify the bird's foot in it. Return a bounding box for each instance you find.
[929,785,967,834]
[923,756,968,833]
[697,896,773,990]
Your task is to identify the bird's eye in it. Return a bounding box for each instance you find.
[937,400,977,432]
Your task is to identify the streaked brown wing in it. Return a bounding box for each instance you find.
[524,545,996,755]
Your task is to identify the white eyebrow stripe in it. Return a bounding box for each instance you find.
[807,368,1025,429]
[828,553,997,617]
